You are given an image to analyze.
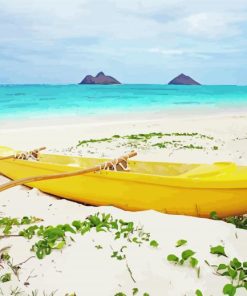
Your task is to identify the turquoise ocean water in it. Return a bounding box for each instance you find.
[0,84,247,120]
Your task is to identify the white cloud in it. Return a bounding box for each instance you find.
[183,12,247,38]
[1,0,246,42]
[148,48,185,56]
[147,45,244,59]
[0,0,247,83]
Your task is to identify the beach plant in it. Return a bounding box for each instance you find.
[195,289,203,296]
[7,290,59,296]
[176,239,187,247]
[114,290,149,296]
[210,211,247,230]
[19,225,39,239]
[149,240,159,248]
[210,245,227,257]
[111,248,126,260]
[9,287,23,295]
[224,216,247,230]
[18,213,157,259]
[76,131,215,151]
[0,249,34,282]
[167,241,200,279]
[0,289,59,296]
[0,251,10,261]
[29,224,76,259]
[167,249,198,268]
[0,272,11,283]
[182,144,204,150]
[210,258,247,295]
[77,137,113,146]
[206,245,247,295]
[0,216,42,235]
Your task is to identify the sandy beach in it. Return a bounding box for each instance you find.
[1,109,247,163]
[1,0,247,294]
[0,110,246,295]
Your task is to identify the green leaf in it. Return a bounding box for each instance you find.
[195,289,203,296]
[0,273,11,283]
[176,239,187,247]
[3,225,12,235]
[150,240,159,248]
[21,216,31,224]
[217,264,228,271]
[210,211,220,220]
[111,221,118,229]
[132,288,138,295]
[239,270,246,281]
[230,258,241,270]
[167,254,179,263]
[96,224,107,232]
[81,225,91,235]
[62,224,76,234]
[210,245,227,257]
[72,220,81,231]
[55,240,66,250]
[223,284,236,296]
[190,257,198,268]
[1,252,10,261]
[88,215,101,226]
[36,248,44,259]
[182,249,195,261]
[132,237,141,244]
[228,267,238,280]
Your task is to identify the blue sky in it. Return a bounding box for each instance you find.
[0,0,247,84]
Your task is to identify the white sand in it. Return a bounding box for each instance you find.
[0,111,247,295]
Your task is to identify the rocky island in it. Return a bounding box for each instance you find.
[168,73,201,85]
[79,72,121,85]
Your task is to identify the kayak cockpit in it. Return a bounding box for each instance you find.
[39,153,200,176]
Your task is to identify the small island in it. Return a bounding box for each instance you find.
[79,72,121,85]
[168,73,201,85]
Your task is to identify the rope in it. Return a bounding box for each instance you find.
[0,147,46,162]
[16,151,36,161]
[15,148,45,161]
[97,155,130,172]
[0,151,137,192]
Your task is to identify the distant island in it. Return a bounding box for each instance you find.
[168,74,201,85]
[79,72,121,85]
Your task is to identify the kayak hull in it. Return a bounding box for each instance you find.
[1,150,247,218]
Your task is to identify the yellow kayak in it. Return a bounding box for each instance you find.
[0,146,247,218]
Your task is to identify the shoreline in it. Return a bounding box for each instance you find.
[1,108,247,166]
[1,104,247,130]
